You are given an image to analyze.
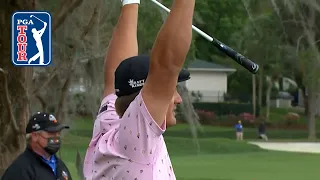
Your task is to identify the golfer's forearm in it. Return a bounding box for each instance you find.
[151,0,195,73]
[104,5,138,84]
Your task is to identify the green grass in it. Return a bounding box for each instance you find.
[164,124,320,141]
[172,152,320,180]
[60,116,320,180]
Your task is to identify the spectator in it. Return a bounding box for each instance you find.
[235,120,243,140]
[258,121,268,141]
[1,112,72,180]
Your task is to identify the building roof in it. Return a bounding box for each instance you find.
[187,59,236,72]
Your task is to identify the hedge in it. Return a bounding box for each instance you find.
[192,102,260,116]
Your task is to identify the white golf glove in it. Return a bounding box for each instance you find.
[121,0,140,6]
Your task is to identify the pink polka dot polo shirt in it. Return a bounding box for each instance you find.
[83,92,176,180]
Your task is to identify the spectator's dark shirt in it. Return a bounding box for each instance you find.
[1,147,72,180]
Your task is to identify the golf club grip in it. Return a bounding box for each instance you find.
[211,39,259,74]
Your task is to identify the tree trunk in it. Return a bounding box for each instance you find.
[177,82,202,154]
[258,66,264,112]
[0,0,34,177]
[265,79,273,121]
[302,87,309,115]
[252,74,256,119]
[35,94,48,112]
[315,95,320,117]
[55,75,72,124]
[307,89,317,140]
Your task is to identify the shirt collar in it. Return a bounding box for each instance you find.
[41,154,56,163]
[26,147,57,163]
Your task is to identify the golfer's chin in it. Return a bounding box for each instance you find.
[166,116,177,128]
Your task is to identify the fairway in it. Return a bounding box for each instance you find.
[172,152,320,180]
[61,119,320,180]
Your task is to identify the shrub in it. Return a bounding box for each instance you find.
[283,112,300,127]
[192,108,304,130]
[239,112,255,123]
[194,110,257,128]
[196,109,216,125]
[193,102,260,116]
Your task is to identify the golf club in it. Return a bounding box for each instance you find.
[150,0,259,74]
[30,15,46,24]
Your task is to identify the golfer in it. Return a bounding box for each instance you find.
[258,121,268,141]
[83,0,195,179]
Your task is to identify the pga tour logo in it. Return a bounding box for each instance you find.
[11,11,52,66]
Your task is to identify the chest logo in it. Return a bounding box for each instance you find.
[62,171,68,180]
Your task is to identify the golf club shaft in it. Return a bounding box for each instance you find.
[31,15,45,24]
[150,0,259,74]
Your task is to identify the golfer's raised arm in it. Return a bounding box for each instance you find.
[103,4,139,97]
[141,0,195,126]
[39,22,47,36]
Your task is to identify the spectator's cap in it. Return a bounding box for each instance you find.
[26,112,70,133]
[115,55,190,97]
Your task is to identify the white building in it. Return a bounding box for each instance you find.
[186,59,236,102]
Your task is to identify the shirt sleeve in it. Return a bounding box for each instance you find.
[115,92,166,164]
[87,94,119,154]
[93,94,119,136]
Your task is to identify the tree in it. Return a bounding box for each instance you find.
[234,10,286,121]
[0,0,35,176]
[0,0,85,176]
[242,0,319,138]
[276,0,320,139]
[193,0,247,65]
